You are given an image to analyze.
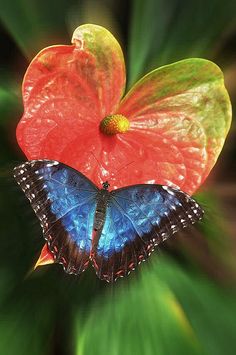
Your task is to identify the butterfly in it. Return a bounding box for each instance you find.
[13,159,204,282]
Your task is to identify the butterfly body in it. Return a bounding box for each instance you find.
[13,160,204,282]
[93,186,110,232]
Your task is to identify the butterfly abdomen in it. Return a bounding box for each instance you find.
[94,190,110,231]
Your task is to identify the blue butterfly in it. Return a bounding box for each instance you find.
[13,160,203,282]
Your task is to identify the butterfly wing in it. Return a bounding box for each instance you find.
[13,160,99,275]
[92,184,203,282]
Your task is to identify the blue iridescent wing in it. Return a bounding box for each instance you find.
[92,184,203,282]
[13,160,98,275]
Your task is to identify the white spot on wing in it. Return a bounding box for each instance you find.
[162,186,175,195]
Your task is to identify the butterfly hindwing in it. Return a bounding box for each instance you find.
[13,160,99,275]
[14,160,204,282]
[92,184,204,282]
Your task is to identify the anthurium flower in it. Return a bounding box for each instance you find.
[16,24,231,268]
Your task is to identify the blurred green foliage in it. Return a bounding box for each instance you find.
[128,0,236,86]
[0,0,235,354]
[76,256,236,355]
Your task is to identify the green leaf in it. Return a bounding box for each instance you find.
[0,86,20,126]
[75,256,236,355]
[0,0,77,58]
[128,0,236,86]
[196,189,236,271]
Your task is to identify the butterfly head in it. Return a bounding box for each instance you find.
[102,181,110,190]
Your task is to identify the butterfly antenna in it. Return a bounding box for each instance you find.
[116,161,135,174]
[89,151,103,169]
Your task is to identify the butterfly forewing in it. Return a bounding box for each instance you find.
[13,160,98,274]
[14,160,204,282]
[92,184,204,282]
